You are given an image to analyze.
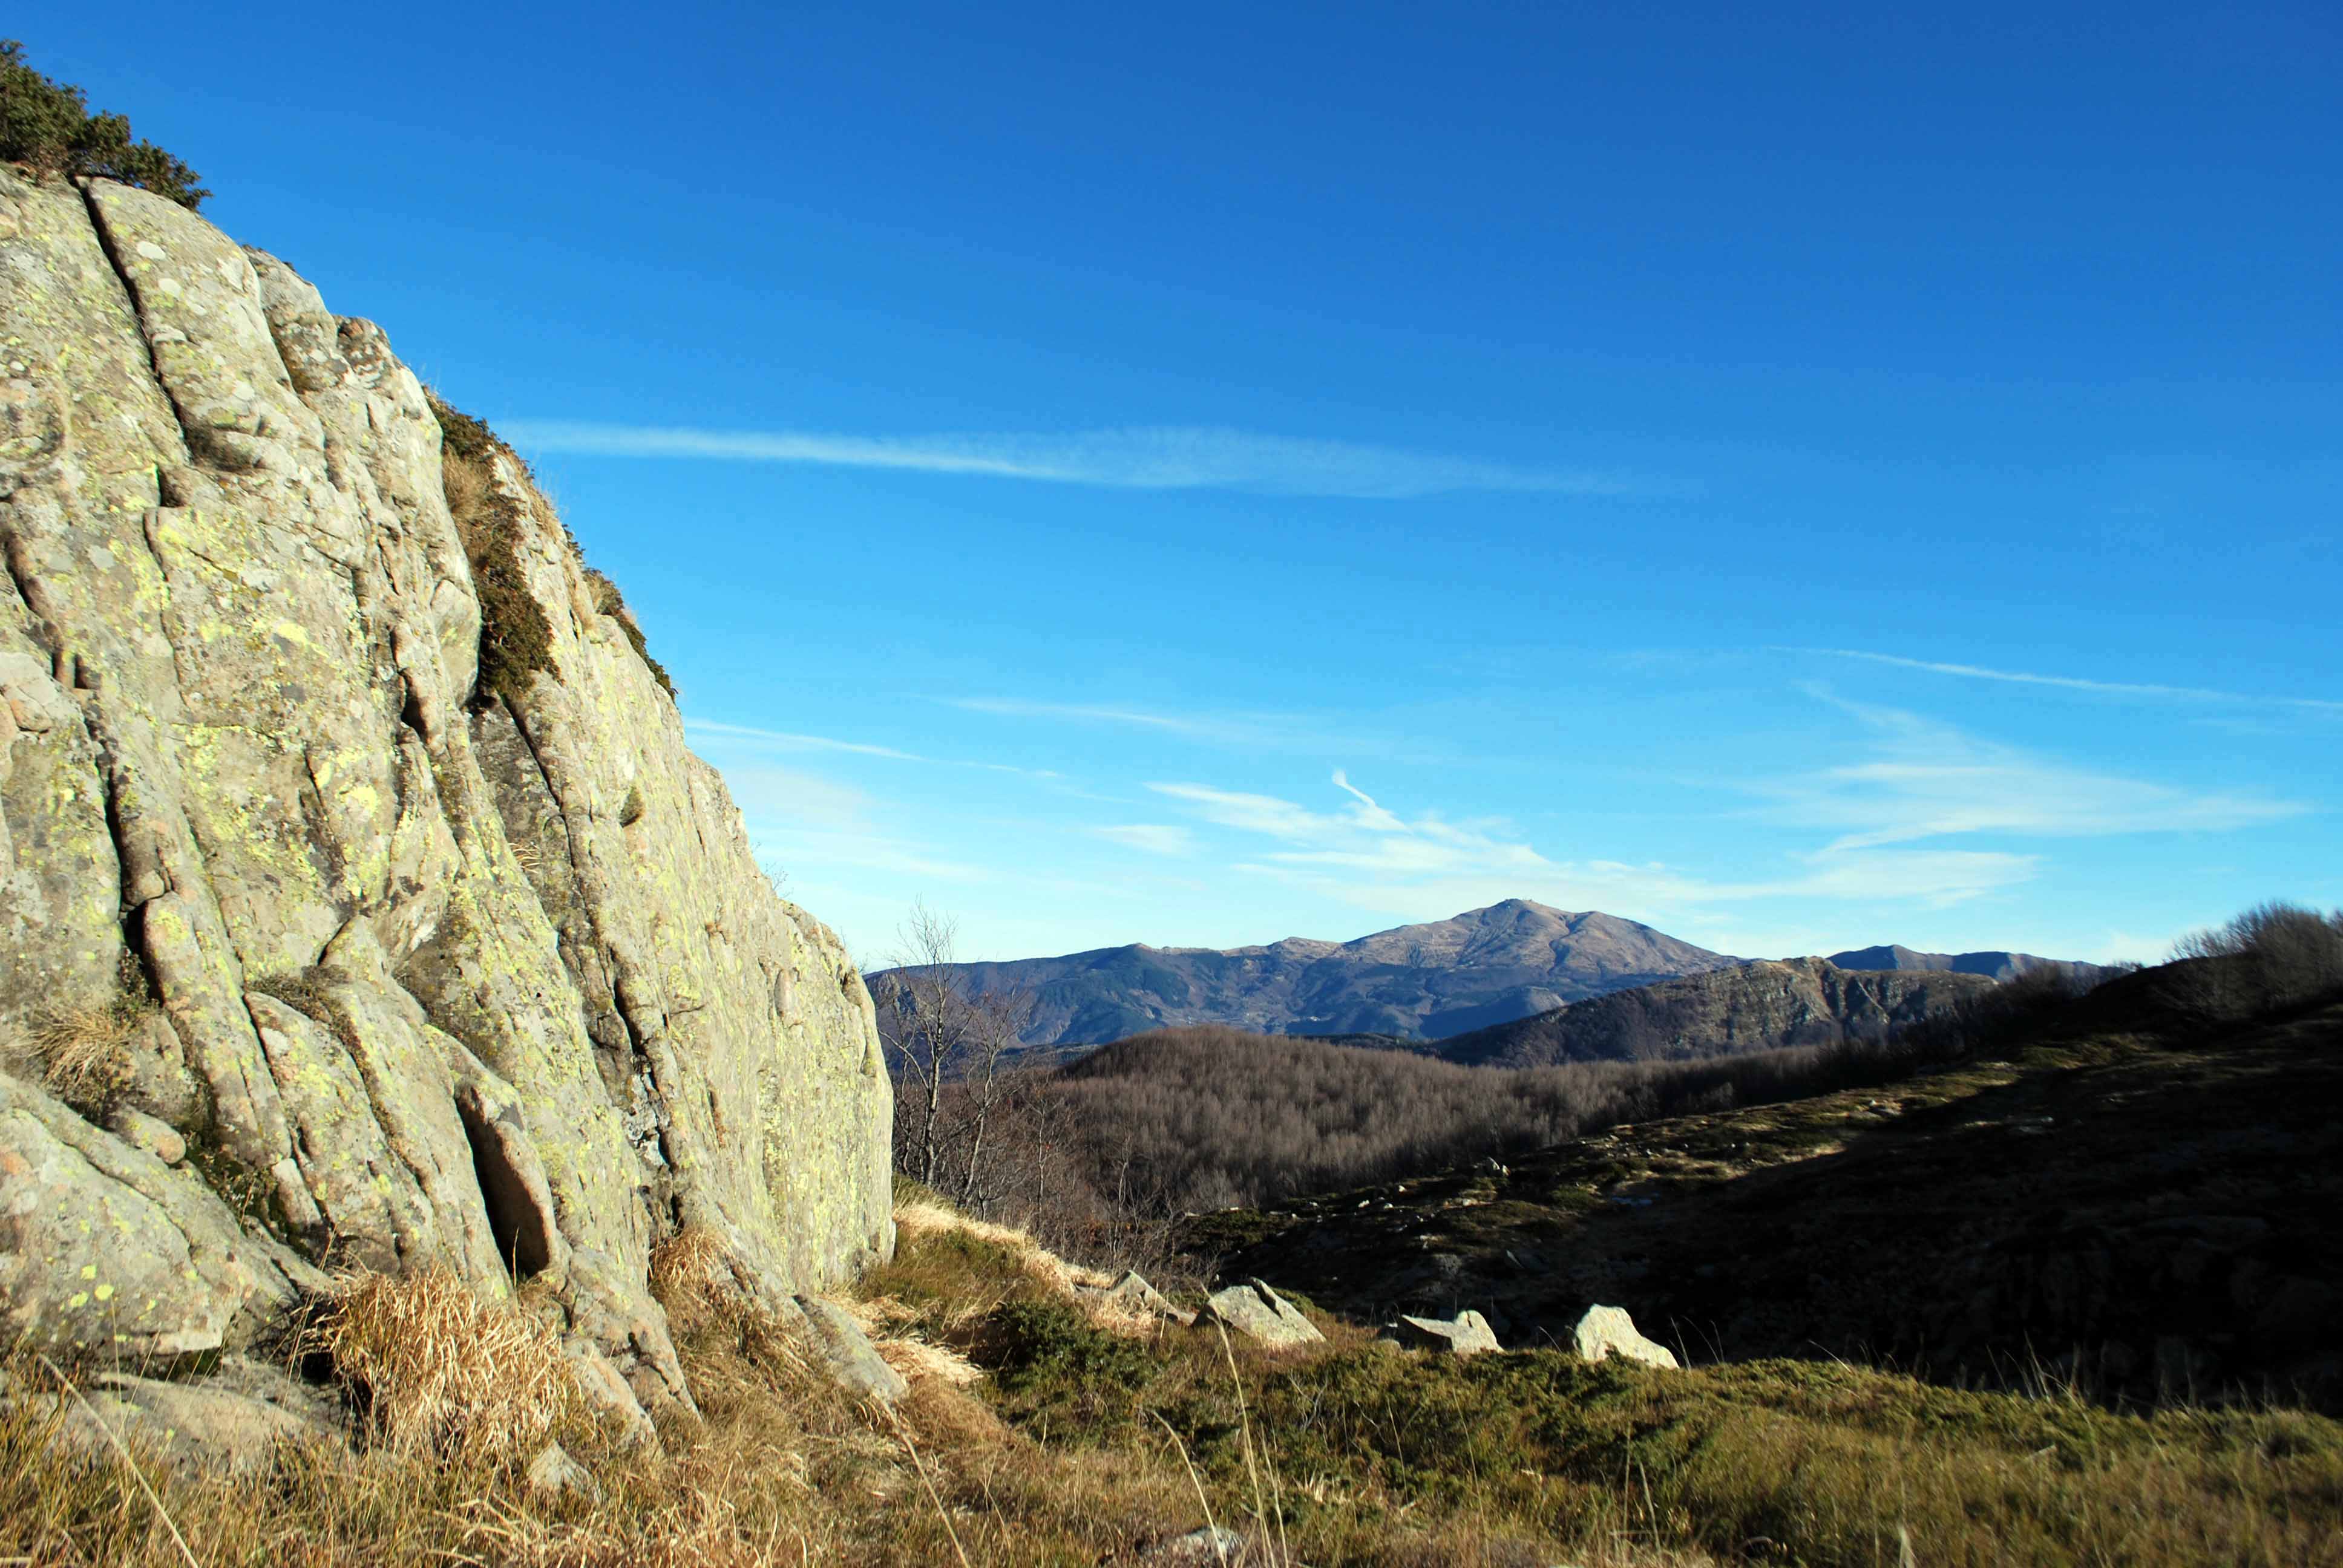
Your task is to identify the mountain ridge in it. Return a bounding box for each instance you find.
[887,900,2114,1049]
[901,899,1742,1045]
[1827,943,2091,981]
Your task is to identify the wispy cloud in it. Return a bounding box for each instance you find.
[687,717,1056,777]
[1089,824,1198,857]
[502,420,1650,500]
[948,699,1233,740]
[1758,699,2311,849]
[1149,776,1701,904]
[948,696,1420,759]
[1802,648,2343,714]
[1147,712,2303,924]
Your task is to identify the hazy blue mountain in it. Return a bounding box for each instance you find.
[1827,944,2103,982]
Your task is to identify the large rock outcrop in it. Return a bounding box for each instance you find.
[0,170,892,1420]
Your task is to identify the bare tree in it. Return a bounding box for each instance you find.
[869,901,1034,1207]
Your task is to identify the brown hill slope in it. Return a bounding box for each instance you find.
[1435,956,1997,1067]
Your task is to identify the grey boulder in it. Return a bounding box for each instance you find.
[525,1440,603,1504]
[794,1294,908,1405]
[18,1360,344,1477]
[1087,1269,1196,1327]
[1202,1279,1324,1347]
[1395,1308,1502,1356]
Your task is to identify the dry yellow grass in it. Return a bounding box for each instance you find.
[26,1000,144,1108]
[646,1226,738,1331]
[885,1200,1186,1341]
[891,1200,1110,1289]
[306,1269,578,1463]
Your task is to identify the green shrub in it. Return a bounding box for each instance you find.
[0,41,206,208]
[979,1293,1153,1416]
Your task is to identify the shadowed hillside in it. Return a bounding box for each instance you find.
[1039,965,2091,1212]
[1434,956,1999,1067]
[1197,963,2343,1414]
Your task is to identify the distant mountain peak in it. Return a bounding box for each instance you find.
[907,901,1742,1047]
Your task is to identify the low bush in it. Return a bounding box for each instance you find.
[2171,899,2343,1018]
[983,1296,1155,1408]
[0,41,206,207]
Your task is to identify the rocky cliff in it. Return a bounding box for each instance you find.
[0,171,892,1425]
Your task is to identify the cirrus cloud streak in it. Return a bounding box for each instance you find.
[502,420,1650,500]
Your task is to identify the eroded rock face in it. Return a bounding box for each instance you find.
[0,171,892,1419]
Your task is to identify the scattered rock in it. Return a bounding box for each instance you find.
[525,1440,603,1505]
[16,1362,346,1477]
[1202,1279,1325,1347]
[1087,1269,1196,1327]
[1395,1308,1502,1356]
[1571,1304,1679,1368]
[794,1294,909,1405]
[1144,1524,1247,1563]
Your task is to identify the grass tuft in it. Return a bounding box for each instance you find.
[304,1269,578,1465]
[27,1003,140,1111]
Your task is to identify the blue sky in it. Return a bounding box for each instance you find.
[42,4,2339,964]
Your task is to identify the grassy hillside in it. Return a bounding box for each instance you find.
[10,1189,2335,1566]
[10,913,2336,1563]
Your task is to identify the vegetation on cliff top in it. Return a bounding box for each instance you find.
[427,390,678,707]
[0,41,206,208]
